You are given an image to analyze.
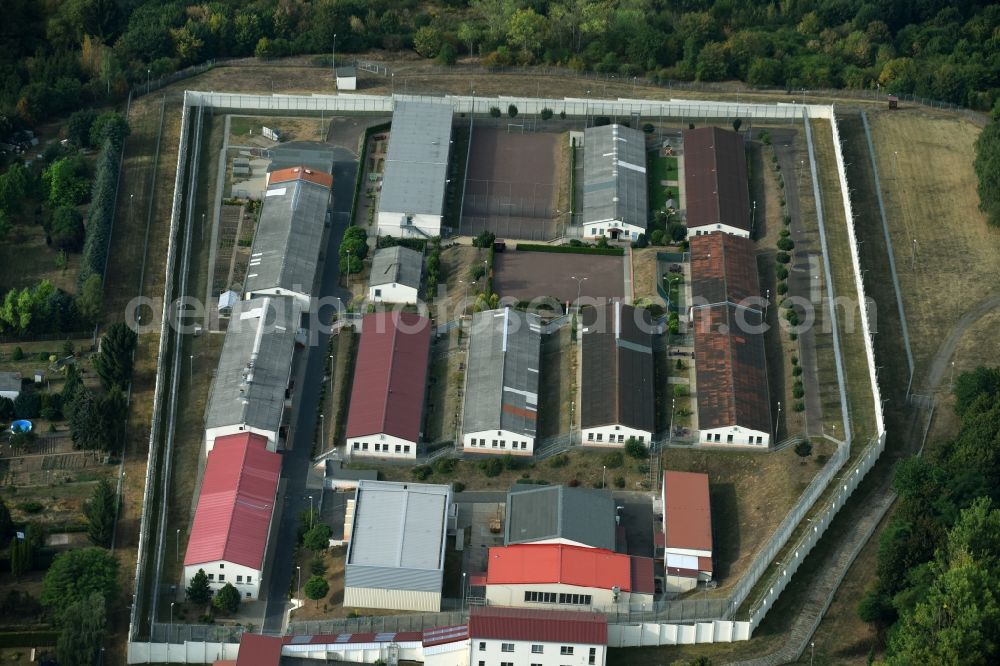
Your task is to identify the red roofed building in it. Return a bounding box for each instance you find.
[484,544,654,612]
[684,127,751,238]
[266,165,334,188]
[346,312,432,459]
[183,433,281,600]
[468,606,608,666]
[661,470,713,592]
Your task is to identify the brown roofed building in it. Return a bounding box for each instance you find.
[580,301,656,446]
[661,470,713,592]
[346,312,432,459]
[684,127,751,238]
[689,232,760,308]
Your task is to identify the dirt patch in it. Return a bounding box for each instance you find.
[537,327,573,438]
[431,245,489,322]
[461,127,562,240]
[424,328,465,445]
[228,115,327,145]
[493,251,624,304]
[630,248,661,305]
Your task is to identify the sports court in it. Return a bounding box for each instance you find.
[461,127,563,241]
[493,251,624,304]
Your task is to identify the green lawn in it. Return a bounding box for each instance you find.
[648,153,679,213]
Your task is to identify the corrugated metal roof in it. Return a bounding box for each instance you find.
[463,308,542,438]
[689,232,760,307]
[486,544,638,591]
[345,481,450,592]
[379,100,453,216]
[184,433,280,569]
[368,245,423,289]
[422,625,469,647]
[583,124,648,229]
[504,485,615,550]
[580,302,655,432]
[204,297,298,436]
[663,471,713,553]
[345,312,431,442]
[244,165,331,299]
[692,303,771,433]
[468,606,608,645]
[683,127,751,232]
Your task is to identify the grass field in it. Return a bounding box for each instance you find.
[228,115,326,144]
[0,224,82,295]
[537,326,573,439]
[648,153,679,213]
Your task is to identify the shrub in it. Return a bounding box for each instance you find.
[0,397,13,420]
[777,282,788,295]
[786,310,800,326]
[793,401,806,412]
[17,501,43,514]
[310,557,327,577]
[11,347,23,361]
[540,107,553,120]
[776,265,789,280]
[489,106,501,118]
[794,440,812,457]
[432,457,457,475]
[777,237,795,252]
[516,243,623,256]
[673,384,689,398]
[478,458,503,477]
[779,228,791,238]
[624,438,646,459]
[303,523,332,551]
[472,230,496,249]
[643,123,654,134]
[411,465,432,481]
[650,229,665,246]
[791,355,799,365]
[13,392,40,419]
[613,476,626,489]
[500,453,521,470]
[602,451,624,469]
[470,263,487,281]
[549,454,569,468]
[760,131,771,145]
[776,251,791,264]
[507,104,518,118]
[792,365,803,376]
[594,116,611,126]
[783,214,792,225]
[452,481,466,493]
[793,382,805,398]
[567,478,579,487]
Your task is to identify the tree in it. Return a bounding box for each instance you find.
[489,106,501,118]
[43,156,90,207]
[540,107,553,120]
[732,118,742,132]
[303,523,333,551]
[9,430,36,454]
[0,163,32,214]
[457,22,480,55]
[0,396,13,420]
[99,386,128,455]
[976,121,1000,225]
[212,582,241,614]
[41,548,119,623]
[506,8,547,58]
[77,274,103,325]
[507,104,518,118]
[0,498,11,539]
[13,392,40,419]
[413,26,444,58]
[84,478,117,547]
[696,42,728,81]
[624,438,646,459]
[55,591,107,666]
[472,230,496,248]
[304,575,329,605]
[49,206,85,252]
[69,387,103,452]
[67,109,98,147]
[93,321,137,390]
[186,569,212,605]
[89,112,130,150]
[436,42,457,66]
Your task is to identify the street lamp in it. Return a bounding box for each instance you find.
[810,641,815,665]
[775,401,782,440]
[189,354,194,382]
[329,354,335,395]
[320,414,325,453]
[462,572,467,611]
[169,601,175,646]
[668,398,676,447]
[176,528,180,562]
[309,495,314,529]
[569,276,588,313]
[296,566,302,601]
[764,289,771,320]
[602,465,607,489]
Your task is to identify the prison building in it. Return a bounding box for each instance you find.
[661,470,713,593]
[689,233,771,447]
[468,606,608,666]
[582,123,648,242]
[204,296,298,453]
[505,484,616,551]
[580,301,656,447]
[345,312,432,460]
[183,432,280,601]
[461,308,543,455]
[343,480,452,612]
[484,543,655,613]
[377,100,454,238]
[684,127,752,238]
[244,166,333,307]
[367,245,423,304]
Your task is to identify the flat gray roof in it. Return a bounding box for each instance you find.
[583,124,648,229]
[204,297,298,435]
[505,485,616,550]
[0,371,19,392]
[244,169,331,298]
[379,100,453,217]
[345,480,450,593]
[266,142,337,174]
[463,308,542,438]
[368,245,423,289]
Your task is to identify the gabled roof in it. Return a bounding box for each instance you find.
[345,312,431,442]
[580,301,655,432]
[663,471,713,553]
[684,127,751,232]
[379,100,453,216]
[204,297,297,436]
[184,433,280,570]
[504,485,615,550]
[486,544,653,593]
[692,303,770,433]
[689,232,760,307]
[463,308,542,438]
[368,245,423,290]
[583,124,648,229]
[245,165,331,299]
[468,606,607,645]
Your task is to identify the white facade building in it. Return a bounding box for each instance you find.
[468,607,607,666]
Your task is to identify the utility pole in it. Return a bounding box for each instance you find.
[332,34,337,78]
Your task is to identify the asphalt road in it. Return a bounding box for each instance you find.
[261,150,356,633]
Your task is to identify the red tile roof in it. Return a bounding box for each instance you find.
[486,544,639,591]
[663,471,713,553]
[345,312,432,443]
[630,554,656,594]
[184,433,280,570]
[469,606,607,645]
[269,166,334,188]
[235,634,283,666]
[689,232,761,307]
[683,127,751,232]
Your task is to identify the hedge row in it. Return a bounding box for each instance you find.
[350,122,391,225]
[0,631,58,648]
[516,243,624,257]
[77,140,122,287]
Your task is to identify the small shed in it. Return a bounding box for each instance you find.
[0,372,21,400]
[33,370,44,384]
[218,290,239,316]
[493,238,507,253]
[888,95,899,110]
[336,66,358,91]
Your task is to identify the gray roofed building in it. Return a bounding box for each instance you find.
[244,166,332,305]
[583,124,648,238]
[344,480,451,611]
[265,142,337,174]
[0,371,20,399]
[368,245,423,289]
[504,484,616,550]
[204,296,298,450]
[377,100,453,236]
[462,308,543,446]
